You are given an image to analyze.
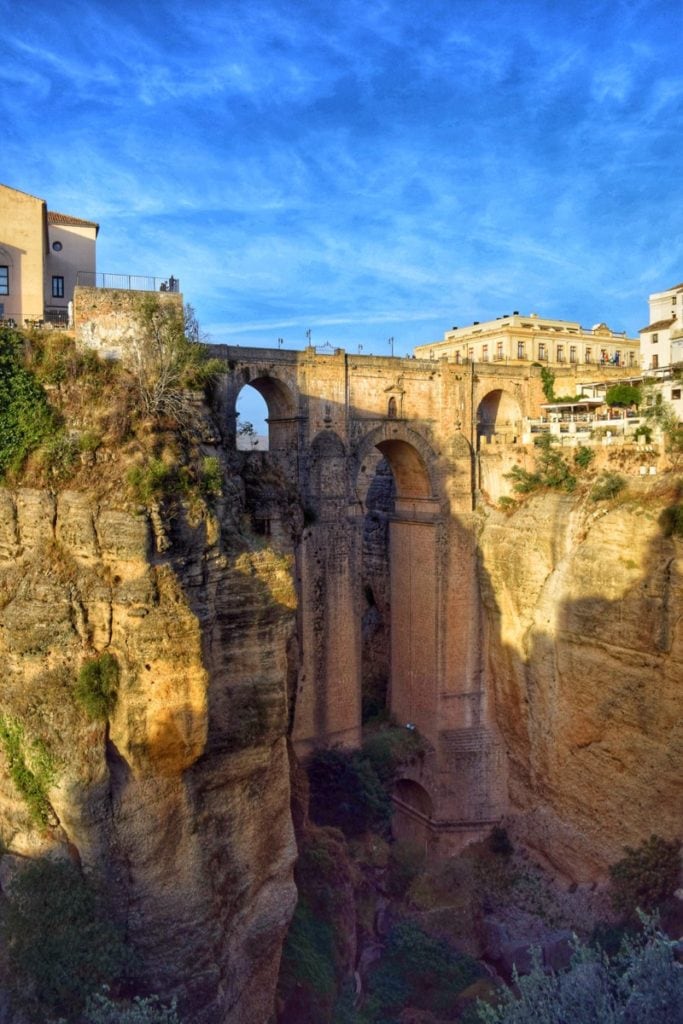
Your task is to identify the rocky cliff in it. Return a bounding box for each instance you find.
[0,479,298,1023]
[478,479,682,881]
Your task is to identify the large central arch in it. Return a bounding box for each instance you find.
[353,423,442,748]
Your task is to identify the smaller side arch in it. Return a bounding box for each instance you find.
[476,388,522,445]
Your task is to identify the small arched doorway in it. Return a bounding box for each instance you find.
[392,778,434,850]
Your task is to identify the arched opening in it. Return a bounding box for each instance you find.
[387,396,397,419]
[354,427,438,737]
[234,374,297,452]
[476,389,522,445]
[392,778,434,849]
[375,439,431,499]
[236,384,269,450]
[360,458,395,722]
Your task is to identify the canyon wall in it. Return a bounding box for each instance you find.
[478,480,682,880]
[0,481,298,1023]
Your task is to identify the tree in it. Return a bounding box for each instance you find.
[129,295,217,423]
[237,419,260,449]
[476,917,683,1023]
[605,383,642,408]
[1,858,129,1021]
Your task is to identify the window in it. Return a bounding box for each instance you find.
[629,352,635,366]
[672,296,677,305]
[482,344,489,362]
[557,345,564,363]
[0,266,8,295]
[517,341,525,359]
[468,347,474,362]
[652,333,659,343]
[570,346,577,363]
[497,342,504,360]
[672,388,681,401]
[652,354,659,369]
[585,348,592,363]
[538,343,546,360]
[615,351,621,366]
[455,351,461,364]
[387,396,397,419]
[52,276,65,298]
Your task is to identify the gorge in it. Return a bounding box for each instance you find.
[0,326,681,1022]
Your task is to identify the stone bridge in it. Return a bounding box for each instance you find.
[212,344,545,854]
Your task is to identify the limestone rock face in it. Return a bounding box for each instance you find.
[0,485,298,1023]
[479,487,682,880]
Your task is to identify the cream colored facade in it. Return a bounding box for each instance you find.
[414,312,640,369]
[0,183,98,324]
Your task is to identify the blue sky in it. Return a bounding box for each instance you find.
[3,0,682,363]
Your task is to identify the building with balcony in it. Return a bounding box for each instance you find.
[0,182,98,327]
[414,311,640,369]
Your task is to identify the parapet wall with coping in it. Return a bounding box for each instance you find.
[73,286,183,360]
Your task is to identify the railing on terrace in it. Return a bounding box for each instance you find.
[76,272,181,293]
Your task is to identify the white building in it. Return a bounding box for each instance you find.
[639,281,683,424]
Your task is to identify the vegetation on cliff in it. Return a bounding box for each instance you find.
[477,918,682,1023]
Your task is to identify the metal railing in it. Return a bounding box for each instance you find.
[76,272,181,293]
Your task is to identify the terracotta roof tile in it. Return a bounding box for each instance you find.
[639,318,675,333]
[48,210,99,232]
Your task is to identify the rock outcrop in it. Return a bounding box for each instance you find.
[0,482,298,1023]
[478,481,682,880]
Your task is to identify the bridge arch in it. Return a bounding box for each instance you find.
[232,371,298,451]
[353,423,438,511]
[476,388,522,446]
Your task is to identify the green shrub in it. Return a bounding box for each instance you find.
[85,991,183,1023]
[609,834,681,918]
[634,424,652,443]
[79,430,102,453]
[364,919,482,1020]
[0,715,56,826]
[573,445,595,470]
[127,459,174,503]
[506,436,576,494]
[386,841,425,898]
[307,748,391,837]
[660,502,683,539]
[75,653,120,720]
[498,496,517,511]
[476,916,682,1023]
[0,326,55,479]
[540,367,556,402]
[1,858,130,1022]
[590,472,625,502]
[199,455,222,497]
[361,726,427,785]
[39,429,79,480]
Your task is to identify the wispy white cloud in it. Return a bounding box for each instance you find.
[2,0,681,350]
